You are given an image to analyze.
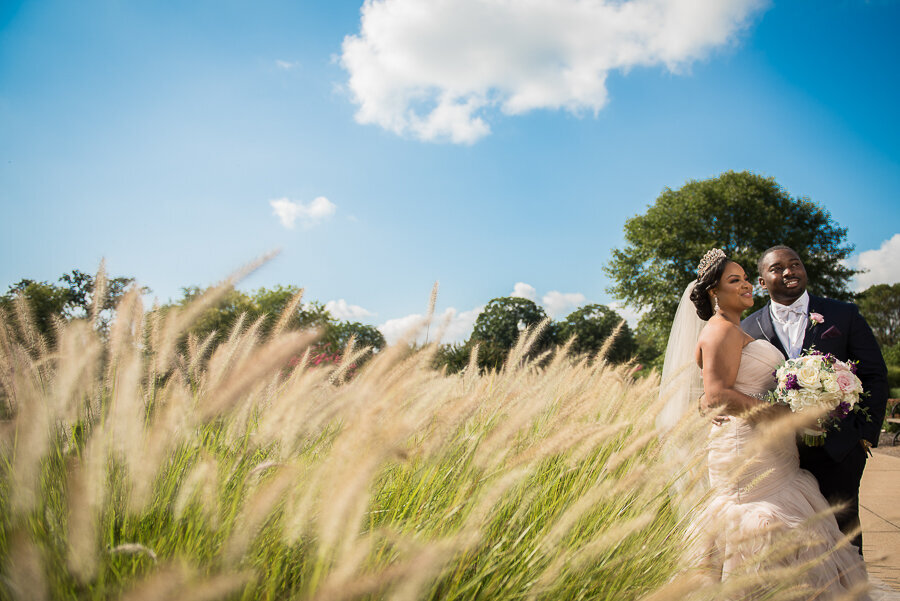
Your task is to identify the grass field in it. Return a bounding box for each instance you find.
[0,273,857,600]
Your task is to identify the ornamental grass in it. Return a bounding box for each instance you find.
[0,265,855,601]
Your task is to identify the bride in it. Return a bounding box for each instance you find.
[659,248,870,600]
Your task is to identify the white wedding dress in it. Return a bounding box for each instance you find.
[689,339,871,600]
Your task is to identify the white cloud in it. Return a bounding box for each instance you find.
[607,301,645,327]
[378,305,483,345]
[439,306,483,343]
[378,313,426,345]
[275,59,300,70]
[510,282,537,302]
[542,291,586,319]
[341,0,766,143]
[325,299,375,321]
[850,233,900,291]
[270,196,337,229]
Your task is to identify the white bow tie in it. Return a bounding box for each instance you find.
[774,305,805,321]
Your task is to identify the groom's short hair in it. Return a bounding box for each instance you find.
[757,245,800,276]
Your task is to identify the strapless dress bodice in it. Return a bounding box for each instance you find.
[732,339,784,397]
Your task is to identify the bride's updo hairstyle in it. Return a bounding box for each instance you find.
[689,248,729,321]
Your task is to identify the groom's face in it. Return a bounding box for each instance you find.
[758,248,808,304]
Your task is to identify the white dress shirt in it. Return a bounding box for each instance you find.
[770,291,809,359]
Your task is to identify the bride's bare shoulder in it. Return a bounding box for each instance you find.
[697,318,744,348]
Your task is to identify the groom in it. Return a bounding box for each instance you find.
[742,245,888,554]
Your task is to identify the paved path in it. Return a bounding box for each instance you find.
[861,450,900,594]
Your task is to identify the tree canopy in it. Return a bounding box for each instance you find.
[604,171,858,360]
[857,283,900,351]
[469,297,553,370]
[0,269,139,344]
[438,297,636,373]
[557,304,636,364]
[172,285,385,354]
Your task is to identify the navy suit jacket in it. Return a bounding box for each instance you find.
[741,295,889,462]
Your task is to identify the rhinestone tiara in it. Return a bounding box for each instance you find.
[697,248,727,279]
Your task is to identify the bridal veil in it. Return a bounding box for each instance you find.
[656,282,706,433]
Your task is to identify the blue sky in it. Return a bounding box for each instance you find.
[2,0,899,342]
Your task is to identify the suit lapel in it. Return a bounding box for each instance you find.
[802,295,821,351]
[756,303,787,357]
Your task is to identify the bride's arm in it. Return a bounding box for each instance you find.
[697,326,762,416]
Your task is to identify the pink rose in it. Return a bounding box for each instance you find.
[835,370,859,393]
[809,312,825,325]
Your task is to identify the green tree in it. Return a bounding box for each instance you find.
[177,285,332,346]
[883,342,900,367]
[433,342,471,373]
[177,286,258,345]
[58,269,139,320]
[322,321,386,353]
[856,283,900,349]
[470,297,554,370]
[1,270,140,344]
[0,280,70,343]
[604,171,857,359]
[557,304,635,364]
[174,285,384,363]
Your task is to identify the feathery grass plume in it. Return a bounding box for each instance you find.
[0,309,19,414]
[329,334,358,385]
[114,564,189,601]
[503,316,551,370]
[204,312,249,390]
[4,529,49,601]
[8,364,49,516]
[113,566,253,601]
[200,330,316,419]
[173,453,220,521]
[185,329,217,379]
[174,570,255,601]
[422,280,438,345]
[90,259,108,329]
[594,318,625,364]
[270,287,304,338]
[66,444,104,583]
[226,314,266,374]
[109,543,159,561]
[150,251,280,377]
[305,538,458,601]
[12,290,48,361]
[51,319,101,425]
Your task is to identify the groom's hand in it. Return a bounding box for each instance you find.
[861,439,873,457]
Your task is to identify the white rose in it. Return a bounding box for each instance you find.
[797,364,820,389]
[821,374,840,394]
[786,389,801,410]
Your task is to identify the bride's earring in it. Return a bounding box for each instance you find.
[713,295,720,313]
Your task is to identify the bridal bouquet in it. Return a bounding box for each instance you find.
[770,350,865,446]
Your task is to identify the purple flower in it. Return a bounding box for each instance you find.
[785,374,800,391]
[830,401,851,420]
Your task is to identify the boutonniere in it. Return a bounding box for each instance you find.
[809,312,825,326]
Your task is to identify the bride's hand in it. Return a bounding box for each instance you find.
[698,395,731,426]
[711,414,730,426]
